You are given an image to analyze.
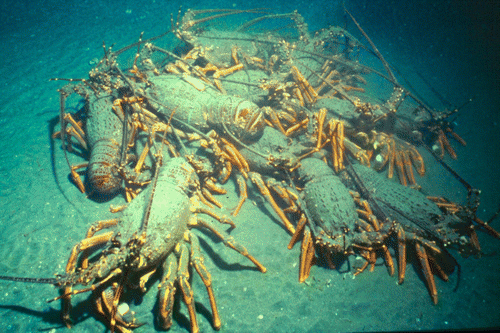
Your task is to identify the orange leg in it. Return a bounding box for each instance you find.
[357,200,379,231]
[345,138,371,166]
[249,172,295,234]
[125,187,142,203]
[343,85,365,93]
[395,150,407,186]
[446,127,466,146]
[409,146,425,176]
[397,225,406,284]
[165,63,181,74]
[109,204,128,213]
[402,150,416,185]
[221,138,249,176]
[202,188,223,209]
[231,46,239,65]
[415,242,438,304]
[95,288,138,332]
[213,78,225,94]
[427,254,449,282]
[193,207,236,228]
[427,196,461,214]
[357,218,374,232]
[57,229,117,327]
[53,113,88,150]
[278,111,297,125]
[176,243,199,333]
[285,118,309,136]
[218,160,233,184]
[315,66,335,94]
[266,107,287,135]
[368,250,377,272]
[438,129,457,159]
[204,178,227,195]
[69,163,88,193]
[192,218,267,273]
[65,231,115,273]
[291,66,318,104]
[387,140,396,179]
[266,179,298,213]
[214,63,244,78]
[315,108,327,150]
[293,87,305,106]
[108,280,126,332]
[354,260,369,276]
[220,150,244,178]
[197,190,214,208]
[381,244,395,276]
[187,233,222,330]
[288,214,308,250]
[157,254,178,330]
[232,174,247,216]
[134,141,150,174]
[353,249,374,276]
[213,63,244,93]
[337,120,345,171]
[56,265,124,329]
[299,229,315,283]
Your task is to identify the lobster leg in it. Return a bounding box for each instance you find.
[176,242,199,333]
[232,173,248,216]
[415,242,438,304]
[249,172,295,234]
[299,229,315,283]
[188,233,222,330]
[191,218,267,273]
[95,287,143,333]
[397,225,406,284]
[157,254,179,330]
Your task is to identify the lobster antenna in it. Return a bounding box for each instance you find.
[141,104,178,235]
[0,275,58,285]
[141,127,170,235]
[344,7,398,85]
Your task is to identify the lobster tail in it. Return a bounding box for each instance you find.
[87,138,122,195]
[86,94,124,195]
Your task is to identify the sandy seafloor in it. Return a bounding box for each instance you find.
[0,0,499,332]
